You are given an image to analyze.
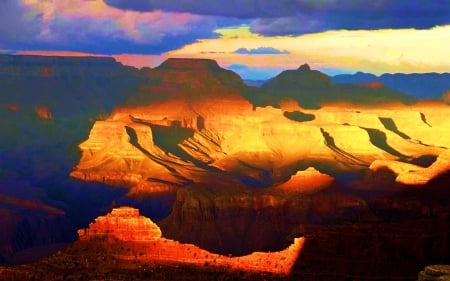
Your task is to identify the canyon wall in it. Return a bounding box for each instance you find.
[78,206,304,275]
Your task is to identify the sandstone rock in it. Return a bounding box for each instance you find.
[370,150,450,185]
[418,265,450,281]
[72,94,450,194]
[260,64,412,108]
[275,167,334,193]
[34,106,52,120]
[78,206,161,241]
[78,206,304,275]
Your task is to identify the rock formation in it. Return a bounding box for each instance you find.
[333,72,450,100]
[78,207,162,241]
[0,54,146,264]
[370,150,450,185]
[72,97,450,194]
[1,56,450,280]
[260,64,414,108]
[78,206,304,275]
[274,167,334,193]
[34,106,52,120]
[67,58,450,265]
[418,265,450,281]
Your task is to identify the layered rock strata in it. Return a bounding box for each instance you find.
[418,265,450,281]
[78,206,304,275]
[370,150,450,185]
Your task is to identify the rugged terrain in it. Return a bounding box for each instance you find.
[333,72,450,100]
[0,55,449,280]
[68,58,450,271]
[0,54,146,262]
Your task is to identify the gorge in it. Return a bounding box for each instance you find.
[0,55,449,280]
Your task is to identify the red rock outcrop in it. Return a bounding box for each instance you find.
[34,106,52,120]
[78,207,161,241]
[275,167,334,193]
[359,81,384,89]
[6,104,19,111]
[78,206,304,275]
[127,58,244,105]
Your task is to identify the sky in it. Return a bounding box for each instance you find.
[1,0,449,79]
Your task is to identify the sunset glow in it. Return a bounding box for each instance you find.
[1,0,448,78]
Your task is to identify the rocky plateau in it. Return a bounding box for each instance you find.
[0,55,449,280]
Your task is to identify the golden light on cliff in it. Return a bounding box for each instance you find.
[79,206,305,275]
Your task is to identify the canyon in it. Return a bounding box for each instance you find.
[0,55,449,280]
[77,206,304,275]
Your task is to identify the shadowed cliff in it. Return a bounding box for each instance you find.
[248,64,415,108]
[333,72,450,100]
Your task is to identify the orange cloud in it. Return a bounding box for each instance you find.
[16,50,105,57]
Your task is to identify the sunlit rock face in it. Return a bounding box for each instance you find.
[275,167,334,193]
[78,207,161,241]
[418,265,450,281]
[77,206,304,275]
[371,150,450,185]
[72,102,450,193]
[70,58,450,260]
[71,59,450,195]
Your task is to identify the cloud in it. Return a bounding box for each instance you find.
[249,16,327,36]
[251,4,450,35]
[104,0,389,17]
[0,0,218,54]
[0,0,42,46]
[234,47,289,54]
[167,25,450,75]
[105,0,450,35]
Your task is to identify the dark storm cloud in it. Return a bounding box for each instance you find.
[0,0,219,54]
[0,0,42,44]
[105,0,450,35]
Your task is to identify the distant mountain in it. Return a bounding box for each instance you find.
[0,54,146,178]
[244,79,267,87]
[332,72,450,100]
[126,58,245,105]
[0,54,145,117]
[251,64,414,108]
